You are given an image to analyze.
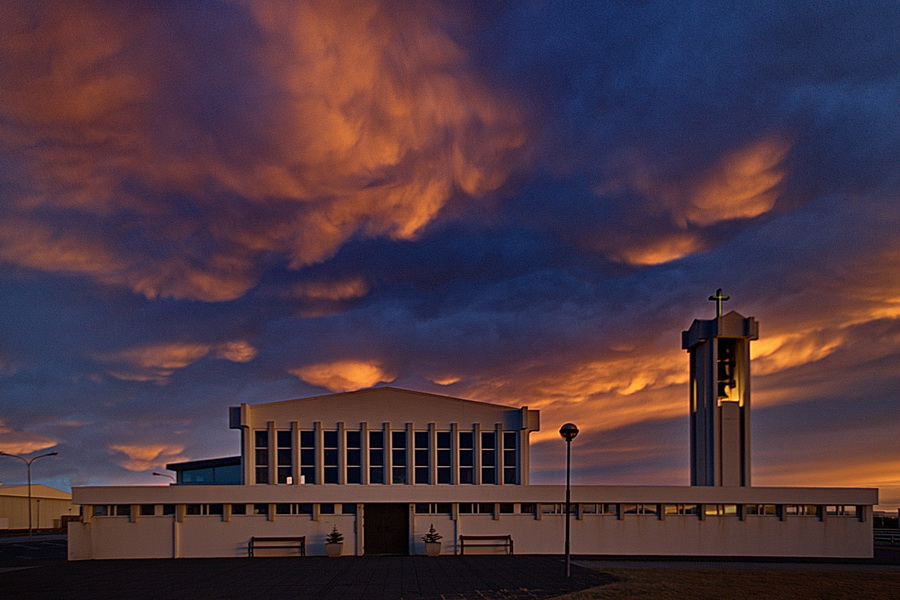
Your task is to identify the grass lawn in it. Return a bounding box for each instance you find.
[553,568,900,599]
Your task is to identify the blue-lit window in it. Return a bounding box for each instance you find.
[346,430,362,484]
[276,430,292,484]
[300,430,315,484]
[414,431,429,484]
[324,430,339,484]
[481,431,496,484]
[459,431,474,484]
[254,430,269,484]
[369,431,384,484]
[436,432,451,484]
[502,431,518,484]
[182,467,215,484]
[392,431,407,484]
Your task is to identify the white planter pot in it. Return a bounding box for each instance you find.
[425,541,441,557]
[325,542,343,557]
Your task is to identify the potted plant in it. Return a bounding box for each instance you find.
[421,523,442,557]
[325,525,343,557]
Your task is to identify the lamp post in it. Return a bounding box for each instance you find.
[152,472,176,483]
[559,423,579,577]
[0,451,59,536]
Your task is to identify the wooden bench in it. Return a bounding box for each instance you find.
[459,534,514,555]
[248,536,306,557]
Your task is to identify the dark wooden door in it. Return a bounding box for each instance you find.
[364,503,409,555]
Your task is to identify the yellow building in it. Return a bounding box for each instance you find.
[0,484,77,530]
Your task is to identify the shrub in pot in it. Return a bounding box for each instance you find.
[325,525,343,557]
[421,524,442,557]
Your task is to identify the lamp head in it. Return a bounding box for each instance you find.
[559,423,579,442]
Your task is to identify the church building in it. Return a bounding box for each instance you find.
[67,294,876,559]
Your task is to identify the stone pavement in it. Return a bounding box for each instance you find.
[575,547,900,573]
[0,554,615,600]
[0,533,67,572]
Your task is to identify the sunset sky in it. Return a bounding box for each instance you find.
[0,1,897,509]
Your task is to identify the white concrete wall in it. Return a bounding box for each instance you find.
[70,513,361,559]
[68,504,873,560]
[411,514,455,555]
[68,484,877,560]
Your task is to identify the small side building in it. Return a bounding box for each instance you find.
[0,484,77,530]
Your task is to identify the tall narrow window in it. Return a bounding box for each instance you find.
[459,431,474,484]
[436,431,451,484]
[369,431,385,484]
[481,431,496,484]
[276,430,292,484]
[414,431,429,484]
[346,430,362,484]
[717,339,737,400]
[323,430,339,484]
[300,430,315,484]
[392,431,407,484]
[502,432,518,484]
[254,430,269,484]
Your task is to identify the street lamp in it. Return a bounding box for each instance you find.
[559,423,579,577]
[0,451,59,536]
[152,472,176,483]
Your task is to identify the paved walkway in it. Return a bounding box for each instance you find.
[3,536,897,598]
[0,555,614,600]
[575,548,900,573]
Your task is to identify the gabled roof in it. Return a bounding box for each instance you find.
[250,386,519,410]
[0,484,72,500]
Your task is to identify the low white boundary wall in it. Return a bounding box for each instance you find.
[69,484,876,560]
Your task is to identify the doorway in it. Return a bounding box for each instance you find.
[363,503,409,555]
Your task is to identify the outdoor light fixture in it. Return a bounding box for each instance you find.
[0,451,59,537]
[558,423,579,577]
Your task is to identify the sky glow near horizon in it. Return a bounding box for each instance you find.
[0,1,898,509]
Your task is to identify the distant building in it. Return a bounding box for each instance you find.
[68,297,877,559]
[168,456,241,485]
[0,484,77,530]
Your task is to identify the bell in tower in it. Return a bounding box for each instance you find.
[717,339,737,400]
[682,290,759,486]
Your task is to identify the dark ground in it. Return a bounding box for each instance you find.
[2,536,898,600]
[0,543,614,600]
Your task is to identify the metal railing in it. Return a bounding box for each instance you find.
[874,528,900,546]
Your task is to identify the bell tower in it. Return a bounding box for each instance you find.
[682,290,758,486]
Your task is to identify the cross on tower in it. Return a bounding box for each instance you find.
[708,288,730,317]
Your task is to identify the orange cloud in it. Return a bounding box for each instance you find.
[683,138,789,227]
[431,375,462,386]
[751,331,845,376]
[108,443,186,472]
[0,217,126,277]
[612,233,705,266]
[600,137,789,235]
[0,421,58,455]
[290,360,396,392]
[292,277,370,301]
[0,1,526,301]
[756,456,900,511]
[97,340,257,382]
[214,340,258,363]
[459,346,689,444]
